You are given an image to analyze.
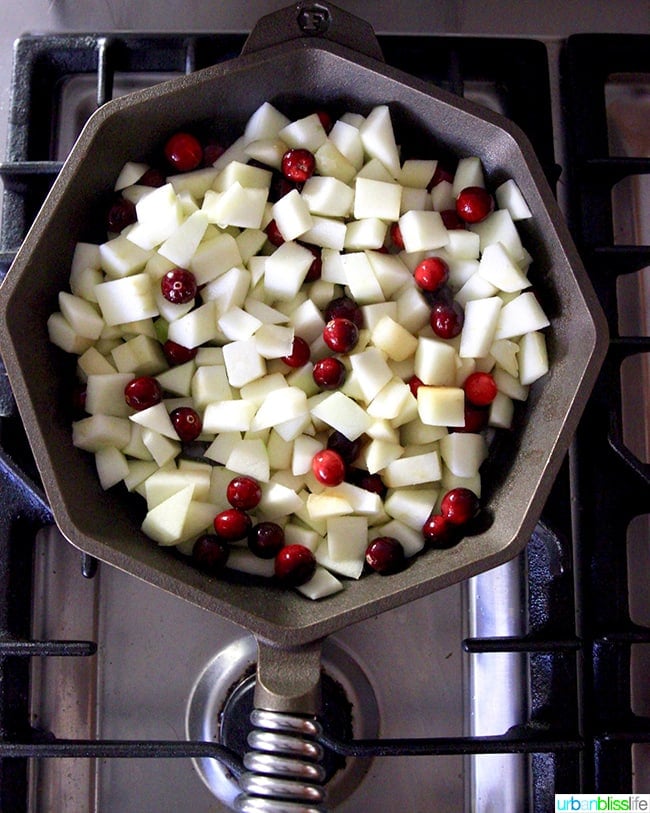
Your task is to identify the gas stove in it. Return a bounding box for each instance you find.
[0,6,649,812]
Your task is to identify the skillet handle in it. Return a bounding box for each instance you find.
[254,638,323,713]
[241,1,385,62]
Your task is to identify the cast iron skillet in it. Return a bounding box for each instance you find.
[0,3,606,715]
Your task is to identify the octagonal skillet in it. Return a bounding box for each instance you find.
[0,2,606,716]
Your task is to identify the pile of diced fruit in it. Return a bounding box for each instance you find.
[47,102,550,600]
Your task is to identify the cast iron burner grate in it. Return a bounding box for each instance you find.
[0,29,644,812]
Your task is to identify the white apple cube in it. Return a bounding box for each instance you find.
[201,266,251,317]
[225,438,270,482]
[243,137,288,170]
[272,188,313,241]
[217,307,262,342]
[264,241,314,300]
[292,434,324,476]
[222,338,266,388]
[468,209,525,263]
[452,156,485,195]
[366,251,412,299]
[356,158,395,183]
[167,166,219,198]
[144,465,211,508]
[414,337,458,386]
[214,160,272,192]
[367,378,412,421]
[328,119,364,169]
[297,567,344,600]
[455,272,499,308]
[382,450,442,488]
[349,346,393,403]
[398,210,449,253]
[431,180,455,211]
[279,113,328,151]
[124,459,158,492]
[495,179,532,220]
[94,273,159,327]
[244,102,291,142]
[58,291,104,340]
[314,141,357,184]
[395,286,431,334]
[252,386,308,431]
[301,176,354,217]
[203,399,257,433]
[255,324,295,359]
[369,518,425,557]
[204,431,241,465]
[77,346,117,380]
[478,242,530,293]
[310,391,373,441]
[493,367,529,401]
[490,339,519,378]
[358,105,401,178]
[288,299,325,344]
[315,541,363,580]
[165,300,217,349]
[384,487,439,531]
[459,296,503,359]
[111,334,167,376]
[307,493,353,521]
[400,159,437,188]
[489,391,515,429]
[353,178,402,221]
[72,414,131,452]
[128,183,184,249]
[341,252,384,304]
[257,481,304,520]
[363,438,404,474]
[157,210,209,268]
[439,432,488,478]
[191,365,232,408]
[47,312,94,355]
[239,372,288,407]
[99,235,154,278]
[129,402,177,439]
[141,428,181,467]
[114,161,149,190]
[344,218,387,250]
[327,515,368,562]
[518,330,548,385]
[236,228,267,264]
[94,446,129,490]
[70,266,103,303]
[202,183,268,229]
[417,386,466,428]
[85,373,133,417]
[446,229,481,260]
[401,187,431,214]
[141,484,194,545]
[494,291,550,340]
[370,315,418,362]
[188,232,242,286]
[320,249,347,285]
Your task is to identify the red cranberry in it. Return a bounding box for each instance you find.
[265,219,285,247]
[303,244,322,282]
[463,371,498,407]
[327,430,362,465]
[281,336,311,368]
[389,222,405,250]
[138,168,166,188]
[347,468,387,498]
[248,522,285,559]
[413,256,450,293]
[107,197,137,233]
[312,449,346,486]
[160,267,197,305]
[440,488,480,526]
[323,318,359,354]
[428,164,454,190]
[458,404,490,433]
[192,533,230,574]
[408,375,424,397]
[430,300,464,339]
[275,544,317,587]
[202,142,226,166]
[365,537,406,575]
[270,174,299,201]
[124,376,162,411]
[315,110,333,133]
[440,209,466,230]
[324,296,363,329]
[422,514,456,548]
[226,476,262,510]
[213,508,252,541]
[163,339,198,366]
[72,383,87,417]
[170,406,203,442]
[164,132,203,172]
[455,186,494,224]
[281,148,316,183]
[312,357,346,390]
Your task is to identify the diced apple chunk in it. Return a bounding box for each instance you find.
[417,386,465,428]
[518,330,548,385]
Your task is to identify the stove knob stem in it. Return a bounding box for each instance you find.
[235,709,327,812]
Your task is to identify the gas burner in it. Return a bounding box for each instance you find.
[186,637,379,809]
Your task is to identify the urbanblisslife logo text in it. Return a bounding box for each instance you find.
[555,795,650,811]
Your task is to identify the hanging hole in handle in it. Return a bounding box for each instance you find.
[296,3,332,36]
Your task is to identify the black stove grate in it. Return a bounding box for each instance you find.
[563,33,650,793]
[0,28,643,811]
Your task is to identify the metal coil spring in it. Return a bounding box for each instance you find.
[235,709,327,813]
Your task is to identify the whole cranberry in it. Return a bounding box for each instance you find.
[413,256,449,293]
[457,404,490,433]
[408,375,424,397]
[281,148,316,183]
[226,476,262,510]
[347,468,387,498]
[164,132,203,172]
[390,222,405,250]
[248,522,285,559]
[440,209,466,230]
[265,219,285,247]
[430,300,464,339]
[202,142,226,166]
[455,186,494,224]
[124,376,163,411]
[170,406,203,442]
[107,197,136,233]
[303,244,322,282]
[275,544,317,587]
[281,336,311,368]
[192,534,230,574]
[315,110,333,133]
[313,357,346,390]
[463,371,498,407]
[160,267,197,304]
[270,174,299,201]
[312,449,346,486]
[213,508,252,541]
[163,339,198,366]
[428,164,455,190]
[422,514,456,548]
[323,318,359,354]
[138,168,166,188]
[327,430,362,465]
[365,537,406,575]
[440,488,480,526]
[324,296,363,328]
